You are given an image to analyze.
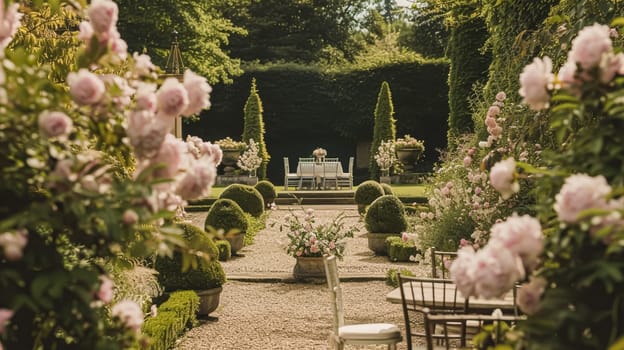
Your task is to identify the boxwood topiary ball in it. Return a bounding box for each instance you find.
[155,223,226,291]
[219,184,265,217]
[214,240,232,261]
[205,198,249,234]
[254,180,277,207]
[365,195,408,233]
[354,180,384,206]
[381,183,393,195]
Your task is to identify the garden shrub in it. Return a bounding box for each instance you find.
[155,223,226,291]
[214,240,232,261]
[254,180,277,207]
[385,268,414,288]
[142,290,199,350]
[244,212,267,246]
[205,198,249,234]
[385,236,418,262]
[380,183,393,195]
[364,195,408,233]
[354,180,384,214]
[219,184,265,217]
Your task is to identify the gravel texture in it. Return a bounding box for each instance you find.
[176,204,428,350]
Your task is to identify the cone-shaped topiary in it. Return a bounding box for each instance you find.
[219,184,265,217]
[254,180,277,208]
[242,78,270,179]
[205,198,249,233]
[369,81,396,179]
[365,195,408,233]
[155,223,226,291]
[354,180,384,214]
[381,183,393,195]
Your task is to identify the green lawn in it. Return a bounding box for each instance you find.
[207,183,427,198]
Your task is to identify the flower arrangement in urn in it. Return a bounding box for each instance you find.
[280,209,357,259]
[312,147,327,161]
[394,134,425,151]
[237,139,262,176]
[215,137,247,151]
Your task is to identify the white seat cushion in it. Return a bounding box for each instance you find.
[339,323,401,340]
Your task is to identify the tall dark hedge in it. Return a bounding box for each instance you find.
[242,78,270,179]
[369,81,396,179]
[446,11,490,143]
[186,60,449,183]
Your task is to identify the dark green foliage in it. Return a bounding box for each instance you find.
[354,180,385,206]
[184,205,212,213]
[186,60,449,182]
[219,184,265,217]
[447,11,490,142]
[365,195,408,233]
[242,79,270,179]
[214,240,232,261]
[142,290,199,350]
[205,198,249,233]
[244,213,267,246]
[380,183,393,195]
[254,180,277,207]
[369,81,397,179]
[385,236,418,262]
[399,5,449,58]
[386,268,414,287]
[155,223,226,291]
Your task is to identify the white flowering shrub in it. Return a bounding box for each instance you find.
[237,138,262,175]
[374,140,396,174]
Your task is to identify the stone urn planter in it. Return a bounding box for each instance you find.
[224,231,245,255]
[293,256,326,279]
[196,287,223,316]
[396,148,423,171]
[367,233,401,255]
[221,149,242,175]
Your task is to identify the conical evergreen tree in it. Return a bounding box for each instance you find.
[242,78,270,178]
[369,81,396,179]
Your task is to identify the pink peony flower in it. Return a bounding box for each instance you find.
[151,134,186,180]
[517,277,547,315]
[554,174,611,223]
[401,232,409,242]
[519,56,554,111]
[0,308,13,334]
[600,52,624,83]
[490,213,543,271]
[569,23,612,69]
[175,163,216,200]
[156,78,189,118]
[133,53,156,77]
[467,148,475,156]
[38,111,73,138]
[489,126,503,138]
[0,1,22,48]
[472,243,525,299]
[489,158,519,200]
[485,116,497,129]
[310,245,320,253]
[205,143,223,166]
[487,105,501,118]
[0,229,28,261]
[122,209,139,225]
[183,70,212,116]
[557,59,578,89]
[77,21,94,42]
[135,83,157,112]
[87,0,118,35]
[97,275,114,303]
[449,246,477,297]
[463,156,472,167]
[111,300,143,331]
[495,91,506,101]
[68,69,105,105]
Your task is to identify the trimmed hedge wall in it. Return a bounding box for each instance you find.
[186,60,449,183]
[142,290,199,350]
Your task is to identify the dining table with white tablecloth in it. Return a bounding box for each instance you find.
[295,160,344,190]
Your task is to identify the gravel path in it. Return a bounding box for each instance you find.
[176,204,428,350]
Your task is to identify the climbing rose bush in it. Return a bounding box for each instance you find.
[0,1,218,348]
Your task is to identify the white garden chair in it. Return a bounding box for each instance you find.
[323,255,402,350]
[337,156,354,189]
[322,161,339,190]
[283,157,300,190]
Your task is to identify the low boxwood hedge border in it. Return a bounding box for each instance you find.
[142,290,200,350]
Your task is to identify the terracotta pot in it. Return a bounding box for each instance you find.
[293,256,326,279]
[196,287,223,316]
[367,233,401,255]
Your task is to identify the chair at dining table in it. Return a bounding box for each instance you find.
[397,274,468,350]
[322,161,340,190]
[423,308,525,350]
[298,161,317,190]
[283,157,300,191]
[336,156,354,190]
[430,247,458,279]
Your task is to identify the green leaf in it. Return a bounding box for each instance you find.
[611,18,624,28]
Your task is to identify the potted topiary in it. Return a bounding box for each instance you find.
[365,195,408,255]
[154,223,226,316]
[254,180,277,208]
[219,184,265,217]
[205,198,249,254]
[354,180,385,214]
